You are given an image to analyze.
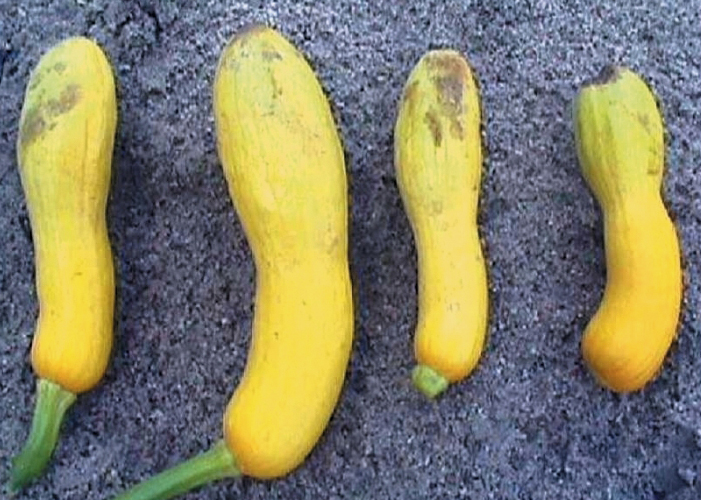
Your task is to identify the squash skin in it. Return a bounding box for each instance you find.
[214,26,353,479]
[574,66,682,393]
[18,36,116,394]
[394,50,489,397]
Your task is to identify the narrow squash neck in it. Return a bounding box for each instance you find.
[253,247,347,279]
[415,226,483,300]
[599,191,667,224]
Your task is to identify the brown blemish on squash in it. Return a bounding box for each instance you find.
[584,65,623,87]
[637,112,662,176]
[28,73,42,91]
[230,23,268,52]
[261,49,282,61]
[638,113,650,130]
[398,80,421,128]
[436,74,463,113]
[270,72,283,99]
[424,109,442,147]
[234,22,268,41]
[28,61,68,91]
[647,148,662,176]
[221,23,268,69]
[46,84,81,116]
[19,107,47,148]
[427,53,468,139]
[401,80,419,108]
[637,111,659,141]
[18,84,81,148]
[435,74,466,138]
[223,25,281,71]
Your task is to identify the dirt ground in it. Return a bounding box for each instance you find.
[2,1,701,499]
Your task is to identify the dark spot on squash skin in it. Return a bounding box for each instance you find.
[585,65,622,86]
[647,146,662,175]
[435,74,465,138]
[29,61,69,91]
[405,80,419,99]
[46,84,81,116]
[427,54,468,139]
[637,112,662,176]
[228,23,270,58]
[638,113,650,130]
[223,25,284,71]
[430,200,443,215]
[18,84,81,148]
[400,80,419,113]
[233,22,268,42]
[424,109,442,147]
[19,107,46,148]
[261,49,282,61]
[434,72,463,113]
[28,73,42,91]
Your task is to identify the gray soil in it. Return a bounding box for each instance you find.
[2,1,701,499]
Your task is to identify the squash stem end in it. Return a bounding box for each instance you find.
[112,439,240,500]
[9,378,76,492]
[412,364,449,399]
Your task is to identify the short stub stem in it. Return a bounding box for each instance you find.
[412,364,450,399]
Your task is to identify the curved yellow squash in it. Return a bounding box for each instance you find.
[214,25,353,479]
[394,50,489,398]
[11,36,116,491]
[111,26,352,500]
[574,66,682,393]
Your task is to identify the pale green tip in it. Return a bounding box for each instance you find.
[9,378,77,492]
[412,364,450,399]
[112,439,241,500]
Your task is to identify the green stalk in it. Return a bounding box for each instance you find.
[9,377,77,492]
[112,439,241,500]
[412,364,449,399]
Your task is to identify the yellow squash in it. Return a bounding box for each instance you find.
[10,36,117,491]
[574,66,682,393]
[394,50,489,398]
[111,25,353,500]
[215,26,353,479]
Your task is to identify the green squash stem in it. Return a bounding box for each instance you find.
[9,377,77,492]
[112,439,241,500]
[412,364,449,399]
